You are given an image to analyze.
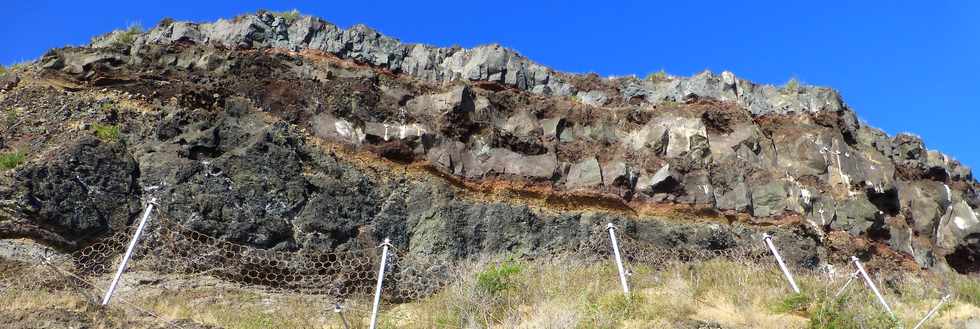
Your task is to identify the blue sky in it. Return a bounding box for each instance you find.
[2,1,978,169]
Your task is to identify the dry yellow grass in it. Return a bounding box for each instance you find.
[2,257,979,328]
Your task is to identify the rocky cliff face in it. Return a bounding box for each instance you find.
[0,11,977,274]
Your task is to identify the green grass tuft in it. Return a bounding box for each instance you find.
[92,123,121,142]
[783,77,801,93]
[99,23,142,48]
[645,69,668,81]
[808,296,901,329]
[0,150,26,170]
[476,260,522,295]
[270,9,301,23]
[771,292,811,314]
[954,276,980,307]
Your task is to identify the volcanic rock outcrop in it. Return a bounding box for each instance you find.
[0,11,977,274]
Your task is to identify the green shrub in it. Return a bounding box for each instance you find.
[808,297,900,329]
[0,150,26,170]
[645,69,667,81]
[596,292,644,318]
[271,9,301,23]
[0,65,6,74]
[4,108,17,126]
[98,101,114,112]
[954,277,980,307]
[770,292,810,313]
[108,24,142,48]
[659,99,680,108]
[476,261,522,295]
[783,77,800,93]
[92,123,121,142]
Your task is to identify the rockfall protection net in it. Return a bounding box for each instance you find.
[575,225,773,270]
[64,213,452,301]
[2,210,951,328]
[0,213,455,328]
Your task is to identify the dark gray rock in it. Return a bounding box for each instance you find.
[750,182,786,217]
[5,136,141,247]
[540,117,564,139]
[898,180,945,237]
[636,164,673,194]
[714,183,750,211]
[832,198,880,236]
[938,201,980,250]
[0,72,18,91]
[566,157,602,189]
[577,90,608,107]
[41,48,129,76]
[601,161,629,187]
[506,152,557,179]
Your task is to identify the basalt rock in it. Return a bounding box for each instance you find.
[0,11,978,275]
[0,72,19,91]
[1,136,141,248]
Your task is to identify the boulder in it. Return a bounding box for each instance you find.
[540,117,564,139]
[887,217,915,255]
[938,201,980,250]
[502,111,540,136]
[892,133,927,161]
[505,153,557,179]
[566,157,602,189]
[750,182,787,217]
[407,85,476,137]
[426,141,465,174]
[625,122,668,153]
[0,72,19,91]
[714,183,750,211]
[832,198,880,236]
[661,116,707,158]
[679,172,713,204]
[635,164,673,194]
[577,90,608,107]
[7,136,141,247]
[601,161,630,188]
[41,48,129,76]
[897,180,945,236]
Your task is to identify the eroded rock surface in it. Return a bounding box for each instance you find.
[0,11,977,274]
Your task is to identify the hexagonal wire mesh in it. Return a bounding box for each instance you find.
[1,210,954,328]
[60,213,452,302]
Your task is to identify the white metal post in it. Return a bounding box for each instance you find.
[606,223,630,296]
[851,256,895,318]
[912,294,951,329]
[762,233,800,293]
[369,238,392,329]
[334,303,351,329]
[834,270,860,299]
[102,198,156,306]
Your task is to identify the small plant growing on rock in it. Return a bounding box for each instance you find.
[783,77,801,93]
[0,65,6,74]
[0,150,26,170]
[476,260,522,295]
[92,123,121,142]
[645,69,668,81]
[271,9,301,23]
[105,23,142,48]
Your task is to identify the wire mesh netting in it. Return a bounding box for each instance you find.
[0,208,958,328]
[575,226,774,270]
[62,213,452,301]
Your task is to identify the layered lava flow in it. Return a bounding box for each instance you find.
[0,10,977,275]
